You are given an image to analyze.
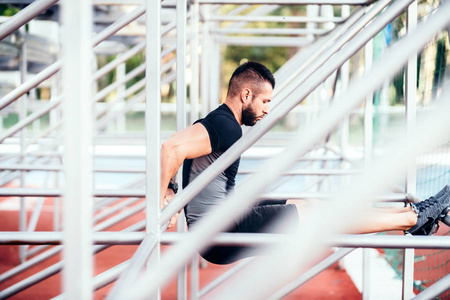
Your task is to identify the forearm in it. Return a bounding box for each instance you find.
[160,143,183,205]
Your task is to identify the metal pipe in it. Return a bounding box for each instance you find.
[91,5,145,47]
[212,27,329,35]
[238,168,361,175]
[166,0,421,218]
[1,232,449,250]
[216,36,313,47]
[199,0,374,3]
[0,222,146,299]
[53,260,130,300]
[92,202,145,232]
[95,90,146,131]
[0,61,62,111]
[207,15,344,23]
[269,248,355,299]
[130,2,450,296]
[403,2,418,299]
[0,188,407,202]
[145,0,162,299]
[175,1,188,298]
[0,0,59,41]
[272,0,392,108]
[198,258,254,298]
[0,4,145,111]
[0,97,63,143]
[209,31,450,300]
[189,0,200,123]
[0,188,145,197]
[95,66,176,131]
[94,197,142,223]
[412,272,450,300]
[60,0,94,297]
[93,40,146,81]
[0,260,64,299]
[107,234,158,300]
[94,64,146,102]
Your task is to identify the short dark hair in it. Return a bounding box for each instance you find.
[227,61,275,98]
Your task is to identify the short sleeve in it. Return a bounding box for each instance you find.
[198,114,241,153]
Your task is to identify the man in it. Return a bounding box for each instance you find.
[160,61,450,264]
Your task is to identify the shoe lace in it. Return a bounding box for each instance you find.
[414,196,438,212]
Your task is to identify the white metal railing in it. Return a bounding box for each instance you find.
[127,1,450,298]
[0,0,449,299]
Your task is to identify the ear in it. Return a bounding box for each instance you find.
[240,88,251,103]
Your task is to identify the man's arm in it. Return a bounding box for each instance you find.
[160,122,212,209]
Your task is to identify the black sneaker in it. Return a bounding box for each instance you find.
[405,186,450,236]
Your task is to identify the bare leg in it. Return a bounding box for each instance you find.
[287,199,418,234]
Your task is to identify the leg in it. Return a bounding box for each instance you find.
[287,198,418,234]
[346,208,417,234]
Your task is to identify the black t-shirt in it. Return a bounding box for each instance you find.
[183,104,242,224]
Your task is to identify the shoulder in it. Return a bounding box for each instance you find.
[198,105,242,151]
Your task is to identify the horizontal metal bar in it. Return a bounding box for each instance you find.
[0,188,407,201]
[166,233,450,249]
[0,221,146,298]
[238,168,360,175]
[199,0,373,3]
[0,232,145,245]
[212,27,330,35]
[0,188,145,197]
[0,164,359,175]
[258,193,407,202]
[0,164,143,172]
[207,15,344,23]
[91,0,373,4]
[2,232,450,249]
[216,36,314,47]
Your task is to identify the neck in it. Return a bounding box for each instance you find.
[224,97,243,126]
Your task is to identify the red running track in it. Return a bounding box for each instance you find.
[0,196,361,299]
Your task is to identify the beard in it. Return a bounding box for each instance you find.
[241,105,259,126]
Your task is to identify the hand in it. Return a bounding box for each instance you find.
[162,189,179,229]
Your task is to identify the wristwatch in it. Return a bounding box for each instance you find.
[168,182,178,194]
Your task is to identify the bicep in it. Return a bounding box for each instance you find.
[166,123,212,160]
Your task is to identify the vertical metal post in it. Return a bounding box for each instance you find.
[200,5,210,117]
[403,1,417,299]
[19,25,28,263]
[61,0,94,298]
[339,5,350,159]
[306,5,319,42]
[51,73,61,231]
[190,254,200,300]
[190,0,200,124]
[176,1,188,299]
[145,0,161,299]
[177,0,187,132]
[364,39,374,168]
[362,35,374,300]
[116,62,126,133]
[209,7,220,109]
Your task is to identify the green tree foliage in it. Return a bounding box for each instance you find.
[222,5,307,92]
[0,4,19,17]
